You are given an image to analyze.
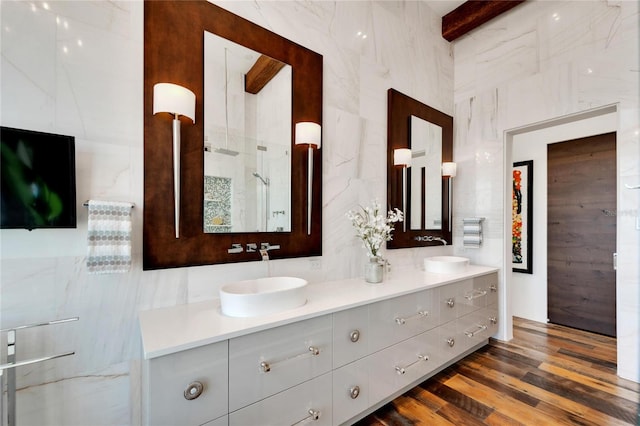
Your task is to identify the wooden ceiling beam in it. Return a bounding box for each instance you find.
[442,0,526,42]
[244,54,286,94]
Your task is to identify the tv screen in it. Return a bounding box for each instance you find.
[1,126,77,230]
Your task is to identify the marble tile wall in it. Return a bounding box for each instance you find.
[452,0,639,381]
[0,1,453,424]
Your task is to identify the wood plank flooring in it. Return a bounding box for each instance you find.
[356,317,639,425]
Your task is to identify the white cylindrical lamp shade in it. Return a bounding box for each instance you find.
[153,83,196,123]
[295,122,321,149]
[442,162,457,177]
[394,148,412,167]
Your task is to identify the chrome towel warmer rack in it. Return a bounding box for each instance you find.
[0,317,78,426]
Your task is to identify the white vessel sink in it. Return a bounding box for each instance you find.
[424,256,470,274]
[219,276,308,318]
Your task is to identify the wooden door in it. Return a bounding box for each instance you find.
[547,132,616,337]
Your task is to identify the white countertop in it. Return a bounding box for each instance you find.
[138,265,498,359]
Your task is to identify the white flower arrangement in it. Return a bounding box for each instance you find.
[347,200,403,259]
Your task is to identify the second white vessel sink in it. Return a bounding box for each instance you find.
[219,276,308,318]
[424,256,470,274]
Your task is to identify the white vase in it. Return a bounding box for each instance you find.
[364,257,384,284]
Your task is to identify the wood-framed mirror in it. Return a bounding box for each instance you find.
[143,1,322,269]
[386,89,453,248]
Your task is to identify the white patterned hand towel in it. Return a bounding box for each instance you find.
[87,200,133,274]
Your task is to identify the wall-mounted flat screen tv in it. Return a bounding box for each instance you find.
[1,126,77,230]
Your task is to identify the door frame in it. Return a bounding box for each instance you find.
[500,104,618,344]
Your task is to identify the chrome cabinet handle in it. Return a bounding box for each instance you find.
[350,330,360,343]
[395,354,429,375]
[260,346,320,373]
[291,409,320,425]
[464,289,487,300]
[447,338,455,347]
[446,298,455,308]
[395,310,429,325]
[464,324,488,338]
[183,381,204,400]
[349,385,361,399]
[490,316,497,325]
[489,284,497,292]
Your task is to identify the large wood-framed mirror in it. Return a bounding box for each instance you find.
[143,1,322,269]
[386,89,453,248]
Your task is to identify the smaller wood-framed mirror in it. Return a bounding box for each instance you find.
[386,89,453,248]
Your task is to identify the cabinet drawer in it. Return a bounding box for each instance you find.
[333,358,370,425]
[333,305,369,368]
[230,373,332,426]
[369,328,441,405]
[144,341,228,426]
[369,288,438,352]
[459,310,491,349]
[457,279,486,316]
[476,273,499,306]
[229,315,332,411]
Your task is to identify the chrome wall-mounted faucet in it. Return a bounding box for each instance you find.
[414,236,448,245]
[227,243,243,254]
[259,243,280,261]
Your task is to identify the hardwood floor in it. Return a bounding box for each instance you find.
[356,317,640,425]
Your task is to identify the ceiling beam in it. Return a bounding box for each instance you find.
[442,0,526,42]
[244,55,286,94]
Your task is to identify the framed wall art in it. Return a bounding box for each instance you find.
[512,160,533,273]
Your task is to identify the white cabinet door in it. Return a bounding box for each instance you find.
[368,328,441,405]
[230,373,333,426]
[145,341,228,426]
[229,315,332,411]
[369,289,439,353]
[332,358,370,425]
[333,305,370,368]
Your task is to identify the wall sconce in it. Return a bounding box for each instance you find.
[394,148,412,231]
[153,82,196,239]
[295,122,322,235]
[442,162,457,232]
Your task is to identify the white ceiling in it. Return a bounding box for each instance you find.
[425,0,467,17]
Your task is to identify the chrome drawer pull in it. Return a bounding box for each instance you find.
[446,298,455,308]
[489,284,497,292]
[260,346,321,373]
[447,338,455,347]
[464,324,488,338]
[349,385,361,399]
[291,409,320,425]
[350,330,360,343]
[464,289,487,300]
[490,316,497,325]
[183,381,204,400]
[395,310,429,325]
[394,354,429,375]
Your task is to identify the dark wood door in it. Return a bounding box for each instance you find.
[547,132,616,337]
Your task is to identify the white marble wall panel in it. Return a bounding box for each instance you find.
[1,1,454,424]
[453,0,639,381]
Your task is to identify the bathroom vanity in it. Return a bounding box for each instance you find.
[139,266,499,425]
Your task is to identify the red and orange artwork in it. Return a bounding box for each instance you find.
[512,169,523,264]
